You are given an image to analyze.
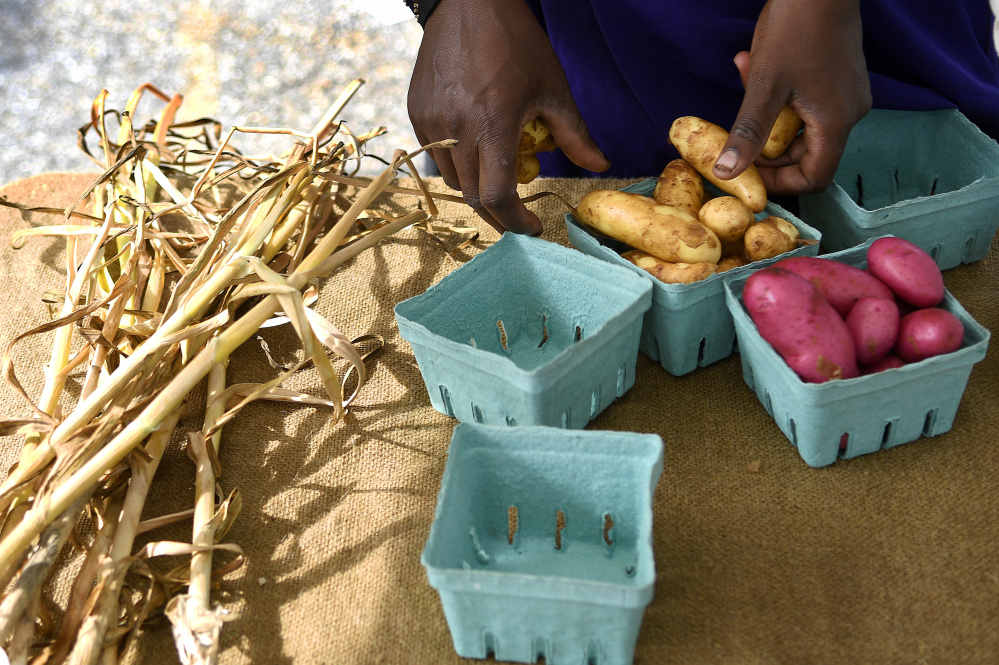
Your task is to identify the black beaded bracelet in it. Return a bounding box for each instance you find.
[403,0,441,27]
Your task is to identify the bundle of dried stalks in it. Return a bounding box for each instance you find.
[0,80,455,665]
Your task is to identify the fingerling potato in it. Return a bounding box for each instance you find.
[669,116,767,213]
[622,250,718,284]
[653,159,704,218]
[743,216,799,262]
[515,117,557,184]
[698,196,754,257]
[575,189,722,264]
[716,254,750,273]
[762,106,803,159]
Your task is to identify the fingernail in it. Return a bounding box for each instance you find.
[715,149,738,173]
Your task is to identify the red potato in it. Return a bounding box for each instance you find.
[894,308,964,362]
[867,237,944,308]
[846,296,900,365]
[773,256,893,317]
[861,354,907,375]
[743,267,859,383]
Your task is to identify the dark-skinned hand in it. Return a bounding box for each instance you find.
[407,0,610,235]
[713,0,872,196]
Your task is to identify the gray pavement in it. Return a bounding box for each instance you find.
[0,0,424,184]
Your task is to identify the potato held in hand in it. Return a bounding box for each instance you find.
[576,189,722,264]
[516,118,558,184]
[669,116,767,213]
[622,249,717,284]
[762,106,803,160]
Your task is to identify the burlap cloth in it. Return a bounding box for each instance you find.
[1,172,997,665]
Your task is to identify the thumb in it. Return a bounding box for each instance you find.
[733,50,751,89]
[713,70,785,181]
[541,103,611,173]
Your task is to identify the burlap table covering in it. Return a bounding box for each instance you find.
[1,172,996,664]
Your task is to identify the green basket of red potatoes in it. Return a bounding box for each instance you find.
[566,116,820,376]
[723,236,990,468]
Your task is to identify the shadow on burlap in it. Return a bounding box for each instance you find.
[0,172,997,665]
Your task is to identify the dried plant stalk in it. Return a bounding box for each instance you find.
[0,79,457,665]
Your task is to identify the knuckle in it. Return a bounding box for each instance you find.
[730,120,768,146]
[462,191,484,211]
[479,187,516,213]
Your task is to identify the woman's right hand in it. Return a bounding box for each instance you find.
[407,0,610,234]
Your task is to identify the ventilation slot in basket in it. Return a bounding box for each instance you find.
[507,506,518,546]
[483,632,497,659]
[497,319,509,351]
[697,337,708,365]
[963,233,978,263]
[555,510,566,551]
[470,527,489,564]
[880,420,895,447]
[439,386,455,417]
[586,641,601,665]
[922,409,939,436]
[616,364,627,397]
[533,637,550,663]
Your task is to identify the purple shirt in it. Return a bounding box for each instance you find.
[524,1,999,177]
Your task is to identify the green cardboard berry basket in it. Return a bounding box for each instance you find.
[566,178,821,376]
[722,238,991,468]
[394,233,652,429]
[422,423,664,665]
[798,109,999,269]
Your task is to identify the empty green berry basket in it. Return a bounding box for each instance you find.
[798,109,999,269]
[723,238,991,468]
[422,423,664,665]
[566,178,821,376]
[394,233,653,428]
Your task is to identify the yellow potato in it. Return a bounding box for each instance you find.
[716,254,750,273]
[762,106,803,160]
[516,118,557,184]
[668,116,767,213]
[516,154,540,184]
[743,216,800,262]
[652,159,704,218]
[697,196,754,257]
[622,250,717,284]
[575,189,722,264]
[519,117,558,154]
